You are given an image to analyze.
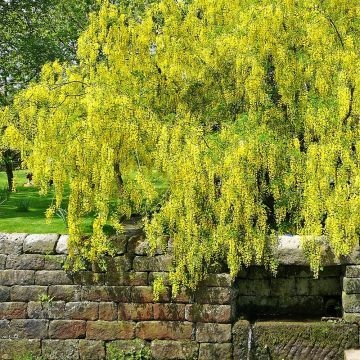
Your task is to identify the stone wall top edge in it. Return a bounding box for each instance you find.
[1,232,360,266]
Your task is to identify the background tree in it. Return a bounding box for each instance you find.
[0,0,99,190]
[8,0,360,293]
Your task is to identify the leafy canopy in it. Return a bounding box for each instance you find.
[6,0,360,292]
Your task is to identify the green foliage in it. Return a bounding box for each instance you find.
[0,187,10,205]
[15,198,30,212]
[6,0,360,291]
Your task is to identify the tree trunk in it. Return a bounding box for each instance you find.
[3,149,14,191]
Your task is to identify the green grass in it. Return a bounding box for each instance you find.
[0,170,92,234]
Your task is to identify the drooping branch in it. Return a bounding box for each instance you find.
[342,84,355,125]
[326,16,345,49]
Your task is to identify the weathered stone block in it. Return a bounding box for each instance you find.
[196,323,231,343]
[49,285,81,302]
[28,301,65,319]
[35,270,73,285]
[0,320,10,338]
[105,269,148,286]
[79,339,105,360]
[136,321,193,340]
[73,271,105,285]
[10,319,48,338]
[99,302,118,321]
[0,254,6,269]
[343,293,360,313]
[251,321,358,360]
[87,321,135,340]
[132,286,170,303]
[44,255,66,270]
[346,265,360,278]
[108,234,128,255]
[56,235,69,254]
[200,273,232,287]
[42,339,79,360]
[344,278,360,294]
[0,339,41,358]
[151,340,199,360]
[106,339,149,359]
[195,287,233,304]
[49,320,86,339]
[81,286,131,302]
[118,303,153,321]
[237,279,271,296]
[0,233,26,254]
[185,304,233,323]
[23,233,59,254]
[0,302,27,319]
[232,320,251,360]
[153,303,185,321]
[133,255,172,272]
[65,302,99,320]
[270,278,296,296]
[309,277,341,296]
[295,277,310,295]
[6,254,44,270]
[0,270,34,285]
[343,312,360,323]
[173,288,194,303]
[11,285,47,301]
[237,295,279,317]
[278,296,323,315]
[0,286,10,301]
[198,343,232,360]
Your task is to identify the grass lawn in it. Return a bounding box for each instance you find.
[0,170,92,234]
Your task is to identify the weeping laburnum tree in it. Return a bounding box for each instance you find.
[4,0,360,294]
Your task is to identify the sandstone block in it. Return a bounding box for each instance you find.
[105,270,148,286]
[344,278,360,294]
[0,233,26,254]
[133,255,172,272]
[136,321,193,340]
[0,286,10,301]
[132,286,170,303]
[200,274,232,287]
[237,279,271,296]
[49,285,81,301]
[27,301,65,319]
[195,287,233,304]
[0,339,41,358]
[149,272,170,286]
[6,254,44,270]
[185,304,233,323]
[35,270,73,285]
[99,302,118,321]
[309,277,341,296]
[196,323,232,343]
[270,278,296,296]
[343,293,360,313]
[0,270,34,285]
[198,343,232,360]
[11,285,47,301]
[79,339,105,360]
[65,302,99,320]
[23,234,59,254]
[0,302,27,319]
[151,340,198,360]
[73,271,105,285]
[106,339,149,359]
[56,235,69,254]
[153,303,185,321]
[86,321,135,340]
[346,265,360,278]
[42,339,79,360]
[232,320,251,360]
[10,319,48,339]
[49,320,86,339]
[345,350,360,360]
[343,312,360,323]
[81,286,131,302]
[118,303,153,321]
[44,255,66,270]
[0,254,6,269]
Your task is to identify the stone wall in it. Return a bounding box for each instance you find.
[1,230,360,360]
[0,231,235,360]
[236,265,342,318]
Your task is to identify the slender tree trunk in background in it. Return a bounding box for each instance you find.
[3,149,14,191]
